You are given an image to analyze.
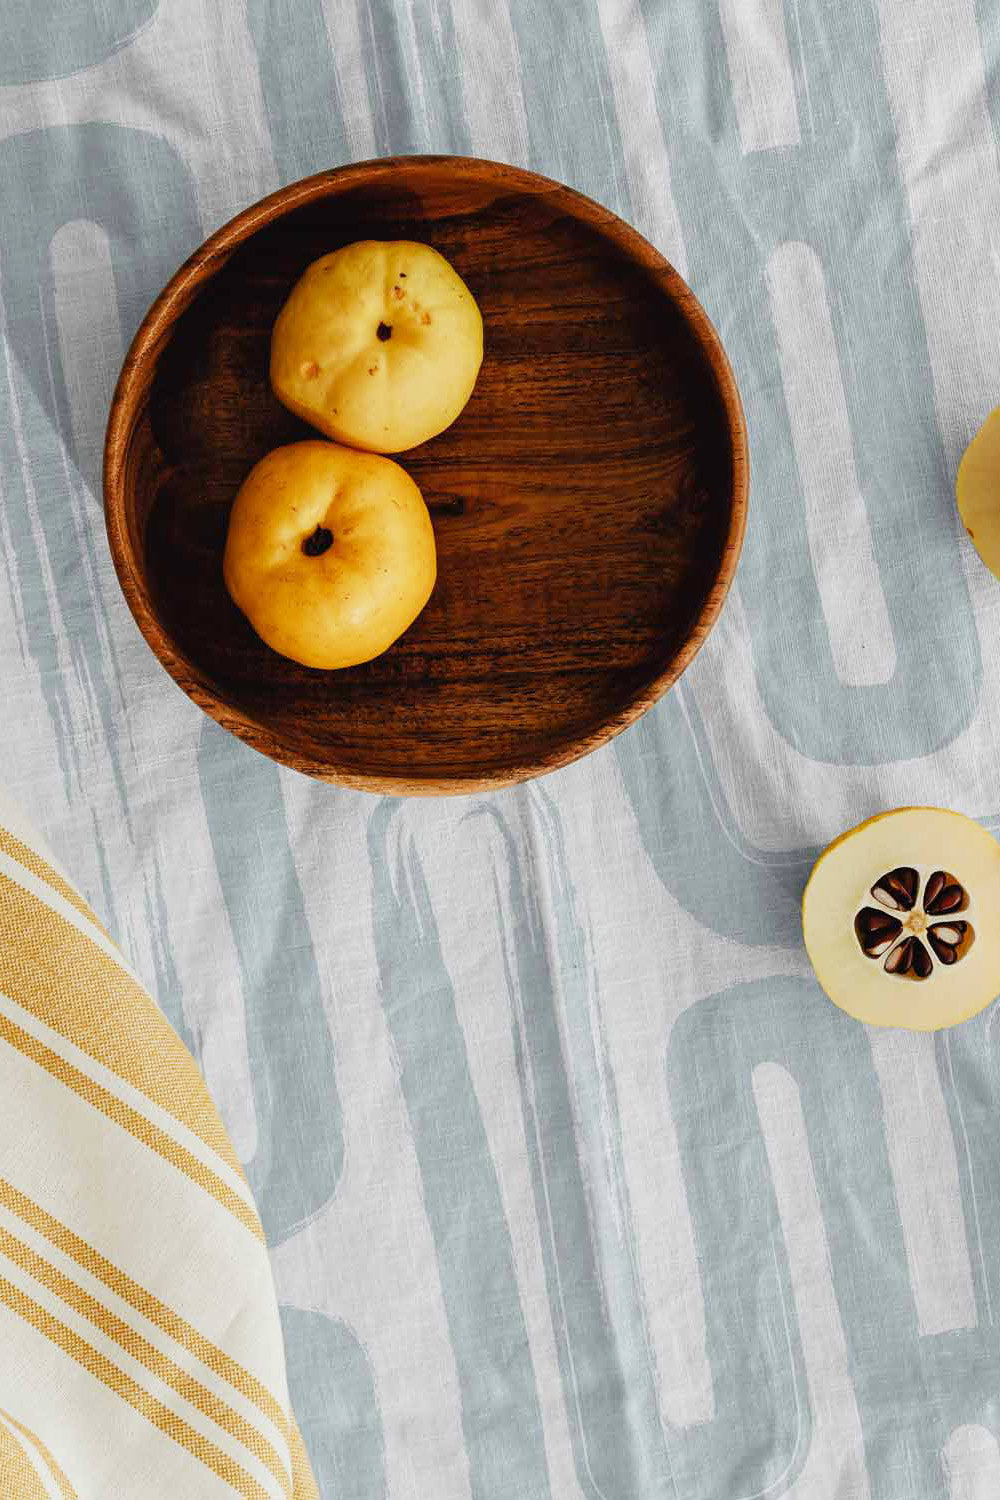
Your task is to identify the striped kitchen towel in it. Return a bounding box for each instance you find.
[0,782,317,1500]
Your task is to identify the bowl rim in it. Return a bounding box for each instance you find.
[103,153,749,795]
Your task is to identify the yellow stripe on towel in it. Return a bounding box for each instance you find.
[0,1177,288,1441]
[0,1274,273,1500]
[0,1226,292,1497]
[0,1415,50,1500]
[0,1409,75,1500]
[0,828,109,940]
[0,1012,264,1243]
[0,872,244,1183]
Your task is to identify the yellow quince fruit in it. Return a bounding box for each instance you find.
[956,403,1000,581]
[270,240,483,453]
[223,440,436,669]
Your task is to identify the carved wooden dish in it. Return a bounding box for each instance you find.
[104,156,748,794]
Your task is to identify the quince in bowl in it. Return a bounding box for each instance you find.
[270,240,483,454]
[223,441,436,670]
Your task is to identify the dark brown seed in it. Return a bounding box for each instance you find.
[911,939,933,979]
[884,937,915,974]
[927,921,971,966]
[856,908,893,936]
[872,867,919,911]
[927,931,958,964]
[854,909,902,957]
[931,921,967,945]
[869,932,901,957]
[376,321,392,341]
[926,882,965,915]
[923,871,947,910]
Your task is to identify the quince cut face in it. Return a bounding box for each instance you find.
[270,240,483,454]
[956,404,1000,582]
[802,807,1000,1031]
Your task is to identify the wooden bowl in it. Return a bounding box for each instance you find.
[104,156,747,795]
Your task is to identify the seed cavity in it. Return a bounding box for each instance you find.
[912,940,932,978]
[927,921,973,965]
[924,870,967,915]
[883,936,932,979]
[871,867,919,911]
[299,359,320,379]
[392,285,405,299]
[858,866,974,979]
[855,907,902,958]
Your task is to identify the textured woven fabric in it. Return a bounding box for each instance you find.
[3,2,1000,1496]
[0,785,318,1498]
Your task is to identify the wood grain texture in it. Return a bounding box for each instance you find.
[103,156,748,795]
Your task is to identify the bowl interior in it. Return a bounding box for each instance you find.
[117,162,741,789]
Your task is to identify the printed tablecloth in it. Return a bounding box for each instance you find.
[3,1,1000,1495]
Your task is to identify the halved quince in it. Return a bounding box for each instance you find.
[802,807,1000,1030]
[956,404,1000,580]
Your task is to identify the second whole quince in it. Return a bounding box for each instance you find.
[224,441,436,669]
